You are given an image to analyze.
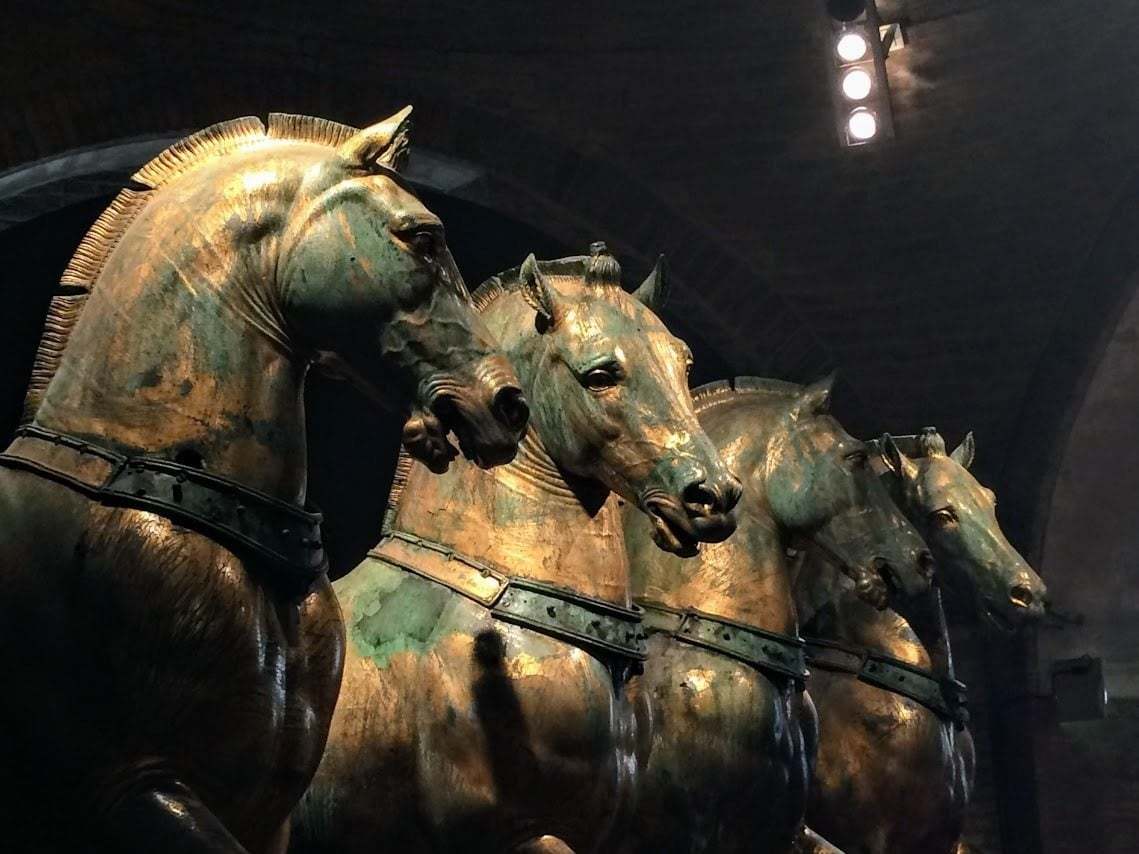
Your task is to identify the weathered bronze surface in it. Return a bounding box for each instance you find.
[618,376,930,854]
[798,429,1049,854]
[0,111,526,852]
[293,247,741,854]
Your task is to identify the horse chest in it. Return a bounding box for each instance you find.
[625,638,809,853]
[642,637,799,766]
[82,510,344,809]
[811,672,969,853]
[326,577,638,851]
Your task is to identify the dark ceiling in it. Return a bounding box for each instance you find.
[2,0,1137,561]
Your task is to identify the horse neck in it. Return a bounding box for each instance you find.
[388,431,632,606]
[803,556,954,677]
[34,183,308,503]
[632,401,797,635]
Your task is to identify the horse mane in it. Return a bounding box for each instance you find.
[21,113,380,423]
[871,428,945,461]
[690,376,804,414]
[470,256,597,314]
[384,252,625,532]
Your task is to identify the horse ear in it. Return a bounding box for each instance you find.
[881,433,919,482]
[951,431,976,469]
[632,254,669,312]
[519,254,561,329]
[796,373,835,417]
[338,105,413,171]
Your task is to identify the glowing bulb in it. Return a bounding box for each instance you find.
[847,109,878,141]
[842,68,873,100]
[836,32,869,62]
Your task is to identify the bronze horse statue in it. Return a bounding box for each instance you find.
[291,245,742,854]
[618,377,932,854]
[0,110,528,853]
[796,428,1049,854]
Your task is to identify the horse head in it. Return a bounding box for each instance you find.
[760,376,933,609]
[880,429,1048,630]
[480,244,740,556]
[276,108,527,471]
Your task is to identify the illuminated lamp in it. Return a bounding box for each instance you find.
[836,32,869,63]
[841,68,873,100]
[847,109,878,142]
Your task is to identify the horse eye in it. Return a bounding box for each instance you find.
[396,225,439,258]
[931,507,958,527]
[845,450,868,468]
[410,230,437,256]
[582,365,620,390]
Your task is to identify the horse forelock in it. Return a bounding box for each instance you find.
[917,427,948,457]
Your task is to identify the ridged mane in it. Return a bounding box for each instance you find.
[690,376,804,414]
[382,449,416,535]
[470,256,590,314]
[21,113,379,424]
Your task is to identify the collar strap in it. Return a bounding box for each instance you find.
[0,425,327,589]
[371,530,647,664]
[803,636,969,727]
[639,600,809,685]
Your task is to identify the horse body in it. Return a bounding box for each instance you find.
[0,474,343,852]
[309,461,640,852]
[800,430,1048,854]
[0,112,526,852]
[620,379,931,854]
[803,578,975,854]
[295,248,741,854]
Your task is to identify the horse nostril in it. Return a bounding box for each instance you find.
[492,386,529,433]
[682,480,719,514]
[1010,585,1035,609]
[918,550,936,579]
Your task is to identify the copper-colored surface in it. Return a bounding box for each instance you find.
[618,377,930,854]
[800,430,1049,854]
[0,111,525,851]
[294,248,740,854]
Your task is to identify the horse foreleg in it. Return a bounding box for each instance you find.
[790,824,844,854]
[513,836,576,854]
[100,775,249,853]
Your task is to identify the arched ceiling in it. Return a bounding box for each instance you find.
[2,0,1137,549]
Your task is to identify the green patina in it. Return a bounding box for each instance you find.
[342,561,451,667]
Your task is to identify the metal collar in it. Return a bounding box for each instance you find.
[639,600,809,686]
[0,424,327,591]
[370,530,647,665]
[803,636,969,727]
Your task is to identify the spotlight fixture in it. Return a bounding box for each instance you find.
[825,0,897,147]
[847,108,879,141]
[841,68,873,100]
[835,32,868,62]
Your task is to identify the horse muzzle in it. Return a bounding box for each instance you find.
[414,357,528,471]
[642,470,742,557]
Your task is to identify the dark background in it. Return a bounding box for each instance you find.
[1,2,1136,850]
